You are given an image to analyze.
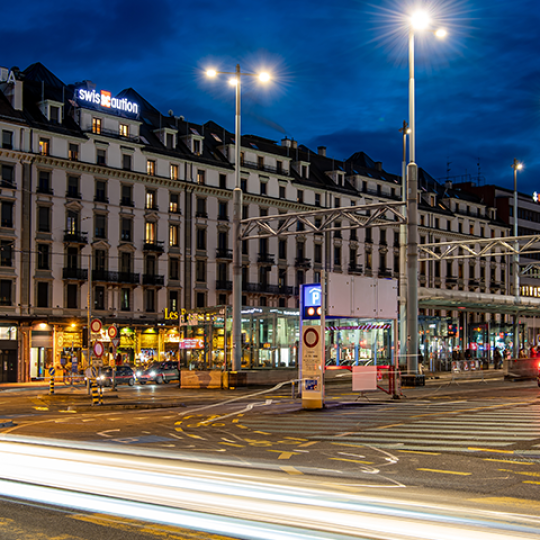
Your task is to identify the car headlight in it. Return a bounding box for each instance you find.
[99,375,105,380]
[136,371,141,377]
[150,371,156,377]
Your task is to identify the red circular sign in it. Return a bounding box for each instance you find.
[303,327,320,348]
[107,325,118,339]
[90,318,102,334]
[93,341,104,358]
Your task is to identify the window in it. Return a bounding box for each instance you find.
[147,160,155,175]
[314,243,322,264]
[279,186,286,199]
[315,193,321,207]
[217,231,228,251]
[66,247,78,270]
[260,207,268,217]
[169,290,179,312]
[1,201,13,228]
[334,246,341,267]
[365,251,372,271]
[68,143,79,161]
[365,227,372,243]
[39,138,50,155]
[94,285,105,310]
[95,180,107,202]
[145,289,156,313]
[242,240,248,255]
[334,197,340,208]
[197,169,205,184]
[120,217,133,242]
[279,239,287,260]
[145,221,156,243]
[36,243,49,270]
[169,193,180,213]
[301,165,308,178]
[276,161,282,174]
[458,222,463,234]
[2,130,13,149]
[49,105,60,123]
[120,252,132,274]
[122,154,132,171]
[121,185,133,206]
[94,214,107,239]
[38,171,51,194]
[92,118,101,134]
[297,189,303,203]
[66,283,78,309]
[169,257,180,280]
[350,248,358,269]
[170,164,179,181]
[260,182,267,196]
[0,241,12,267]
[36,282,49,308]
[380,228,387,245]
[258,156,264,169]
[94,249,107,273]
[166,133,174,149]
[217,262,227,282]
[0,280,11,306]
[196,292,206,308]
[196,228,206,251]
[241,178,247,192]
[1,164,14,186]
[219,174,227,189]
[146,190,157,210]
[119,124,129,137]
[196,260,206,282]
[193,140,201,155]
[120,288,131,311]
[67,176,80,198]
[169,224,179,247]
[196,197,207,218]
[96,148,106,165]
[242,205,248,220]
[37,206,51,232]
[218,201,228,220]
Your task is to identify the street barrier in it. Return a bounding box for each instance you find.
[450,360,485,383]
[504,358,539,380]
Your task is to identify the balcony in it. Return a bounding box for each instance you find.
[91,270,140,284]
[62,268,88,280]
[143,241,164,253]
[94,194,109,203]
[92,270,115,282]
[378,269,394,279]
[216,280,233,290]
[117,272,140,284]
[84,126,141,144]
[241,159,289,176]
[1,180,15,189]
[195,211,208,218]
[295,257,311,269]
[257,253,275,265]
[65,190,81,200]
[63,230,88,244]
[121,197,134,207]
[142,274,165,286]
[216,248,233,260]
[348,264,363,274]
[37,186,54,195]
[243,282,291,295]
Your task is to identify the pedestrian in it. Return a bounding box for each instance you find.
[493,348,502,369]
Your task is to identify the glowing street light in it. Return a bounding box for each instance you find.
[205,65,271,371]
[512,158,524,358]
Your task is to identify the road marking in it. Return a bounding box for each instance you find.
[185,433,205,440]
[330,458,374,464]
[469,447,514,454]
[284,436,308,441]
[280,466,303,475]
[373,424,405,430]
[417,468,471,476]
[97,429,120,438]
[523,481,540,485]
[498,469,540,477]
[34,407,48,411]
[482,458,534,465]
[298,441,318,448]
[398,450,441,455]
[266,450,300,459]
[254,430,271,435]
[219,442,244,448]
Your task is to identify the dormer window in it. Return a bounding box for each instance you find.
[50,106,60,123]
[302,165,308,178]
[119,124,129,138]
[39,138,50,156]
[193,140,201,155]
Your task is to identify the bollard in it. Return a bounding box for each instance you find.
[49,374,55,395]
[99,384,103,405]
[91,379,101,406]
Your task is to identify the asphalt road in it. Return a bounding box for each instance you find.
[0,376,539,539]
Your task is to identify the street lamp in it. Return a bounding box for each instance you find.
[512,158,523,358]
[406,11,446,379]
[206,65,271,371]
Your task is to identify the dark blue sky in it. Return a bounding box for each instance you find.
[2,0,540,194]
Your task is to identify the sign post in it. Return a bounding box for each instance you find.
[301,326,324,409]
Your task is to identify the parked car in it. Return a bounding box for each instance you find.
[97,365,136,387]
[537,361,540,388]
[137,361,180,384]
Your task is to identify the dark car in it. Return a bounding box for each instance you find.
[97,365,136,387]
[137,361,180,385]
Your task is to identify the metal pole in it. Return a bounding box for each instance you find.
[406,30,419,377]
[513,159,520,358]
[87,250,92,394]
[232,64,243,371]
[399,120,408,371]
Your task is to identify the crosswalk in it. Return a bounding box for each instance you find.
[236,401,540,453]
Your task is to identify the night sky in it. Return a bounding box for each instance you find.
[2,0,540,194]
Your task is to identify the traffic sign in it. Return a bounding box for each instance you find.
[48,367,55,376]
[93,341,104,358]
[107,324,118,340]
[90,318,102,334]
[112,337,120,349]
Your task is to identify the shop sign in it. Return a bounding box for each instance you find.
[179,338,204,349]
[0,68,17,84]
[164,308,179,320]
[76,88,139,116]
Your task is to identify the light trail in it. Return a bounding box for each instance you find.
[0,434,539,540]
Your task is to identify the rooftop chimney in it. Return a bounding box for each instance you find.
[375,161,382,171]
[317,146,326,157]
[281,137,291,148]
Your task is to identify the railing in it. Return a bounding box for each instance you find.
[117,272,140,284]
[243,282,294,295]
[62,268,88,280]
[65,190,81,199]
[84,127,141,144]
[37,186,53,195]
[295,257,311,269]
[121,198,134,207]
[94,194,109,203]
[257,253,275,264]
[348,264,363,274]
[216,248,233,259]
[142,274,165,286]
[216,280,233,290]
[241,160,289,176]
[92,270,140,284]
[1,180,15,188]
[143,241,164,253]
[63,230,88,244]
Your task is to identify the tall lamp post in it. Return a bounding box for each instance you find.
[512,158,523,358]
[206,66,270,371]
[406,11,446,379]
